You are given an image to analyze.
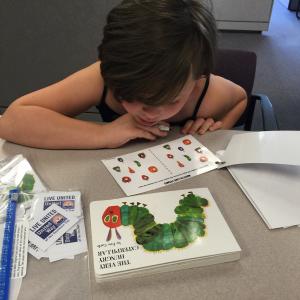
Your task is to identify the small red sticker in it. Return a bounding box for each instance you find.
[148,166,158,173]
[177,161,184,167]
[200,156,208,162]
[183,139,191,145]
[128,167,135,173]
[141,175,149,180]
[122,176,131,183]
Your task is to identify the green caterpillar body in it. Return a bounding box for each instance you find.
[120,192,208,251]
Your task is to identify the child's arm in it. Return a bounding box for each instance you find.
[0,62,163,149]
[182,75,247,134]
[0,62,107,149]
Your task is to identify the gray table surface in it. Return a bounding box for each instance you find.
[1,129,299,300]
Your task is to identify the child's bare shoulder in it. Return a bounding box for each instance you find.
[208,74,246,98]
[197,74,246,119]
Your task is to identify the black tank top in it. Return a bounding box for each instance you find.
[96,76,210,126]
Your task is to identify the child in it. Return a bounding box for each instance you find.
[0,0,246,149]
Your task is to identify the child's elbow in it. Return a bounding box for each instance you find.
[2,101,19,120]
[237,86,248,112]
[239,86,247,101]
[0,113,10,139]
[0,101,22,139]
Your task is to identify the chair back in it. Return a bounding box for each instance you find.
[213,49,257,129]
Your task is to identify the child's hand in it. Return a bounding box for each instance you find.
[103,114,169,148]
[181,118,222,135]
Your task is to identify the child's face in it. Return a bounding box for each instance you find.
[121,77,196,126]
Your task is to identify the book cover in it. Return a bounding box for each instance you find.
[90,188,241,281]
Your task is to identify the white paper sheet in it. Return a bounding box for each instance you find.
[217,131,300,229]
[220,131,300,167]
[228,164,300,229]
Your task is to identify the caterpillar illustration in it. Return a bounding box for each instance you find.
[102,192,208,251]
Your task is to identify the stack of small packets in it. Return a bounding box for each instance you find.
[28,191,87,262]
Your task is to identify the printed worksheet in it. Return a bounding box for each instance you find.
[102,135,221,195]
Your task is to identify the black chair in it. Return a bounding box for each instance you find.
[213,49,279,131]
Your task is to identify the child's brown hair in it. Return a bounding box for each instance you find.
[98,0,217,106]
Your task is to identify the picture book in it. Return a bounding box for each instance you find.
[90,188,241,282]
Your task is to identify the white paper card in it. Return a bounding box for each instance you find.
[102,135,221,196]
[32,191,82,217]
[0,220,29,278]
[228,164,300,229]
[220,131,300,167]
[47,219,87,262]
[29,204,78,251]
[28,240,46,259]
[11,221,29,278]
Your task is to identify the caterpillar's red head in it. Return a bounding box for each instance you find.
[102,206,121,228]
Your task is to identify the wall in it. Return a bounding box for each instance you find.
[0,0,110,115]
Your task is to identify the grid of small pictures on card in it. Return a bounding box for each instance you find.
[102,135,222,196]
